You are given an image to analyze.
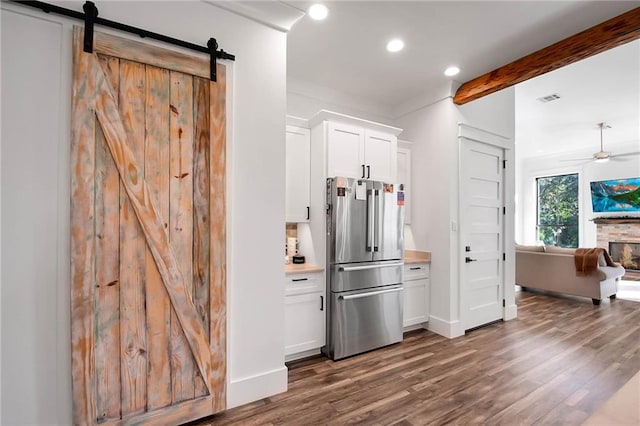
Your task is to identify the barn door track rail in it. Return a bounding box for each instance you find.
[13,0,235,81]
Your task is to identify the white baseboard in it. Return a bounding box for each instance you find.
[504,304,518,321]
[427,315,464,339]
[403,323,428,333]
[227,365,288,409]
[285,348,321,363]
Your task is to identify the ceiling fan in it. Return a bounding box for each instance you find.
[564,122,640,164]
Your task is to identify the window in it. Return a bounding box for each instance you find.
[536,173,579,248]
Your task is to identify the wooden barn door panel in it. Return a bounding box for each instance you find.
[71,27,226,425]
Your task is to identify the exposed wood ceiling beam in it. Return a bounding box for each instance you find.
[453,7,640,105]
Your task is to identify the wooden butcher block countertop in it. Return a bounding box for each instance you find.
[285,263,324,275]
[404,250,431,264]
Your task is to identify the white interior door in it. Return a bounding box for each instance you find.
[460,138,504,331]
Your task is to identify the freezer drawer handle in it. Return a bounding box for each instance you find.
[409,266,422,270]
[338,262,404,272]
[291,278,308,282]
[339,286,403,300]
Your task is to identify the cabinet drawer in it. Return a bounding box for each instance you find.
[404,263,429,281]
[285,272,324,296]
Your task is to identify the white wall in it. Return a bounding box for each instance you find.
[394,86,516,337]
[516,141,640,247]
[287,80,394,125]
[1,11,66,424]
[394,95,459,335]
[1,2,287,424]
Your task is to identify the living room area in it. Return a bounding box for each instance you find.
[514,38,640,303]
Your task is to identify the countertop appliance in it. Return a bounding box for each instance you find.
[323,177,404,360]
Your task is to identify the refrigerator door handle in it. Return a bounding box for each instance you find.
[366,189,374,252]
[338,262,404,272]
[339,286,403,300]
[373,189,380,251]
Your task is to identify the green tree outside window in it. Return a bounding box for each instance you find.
[536,173,579,248]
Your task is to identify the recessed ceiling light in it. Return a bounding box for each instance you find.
[386,39,404,53]
[308,4,329,21]
[444,66,460,77]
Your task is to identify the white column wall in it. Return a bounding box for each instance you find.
[1,2,287,424]
[394,85,516,338]
[394,98,459,335]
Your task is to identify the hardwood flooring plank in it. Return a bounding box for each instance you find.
[190,291,640,426]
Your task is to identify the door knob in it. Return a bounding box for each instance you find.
[465,257,477,263]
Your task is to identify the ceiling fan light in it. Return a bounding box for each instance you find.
[595,157,609,163]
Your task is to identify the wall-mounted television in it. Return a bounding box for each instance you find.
[590,177,640,213]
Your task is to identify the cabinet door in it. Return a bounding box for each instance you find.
[403,278,428,327]
[284,292,325,356]
[285,125,311,222]
[397,147,411,224]
[365,130,397,182]
[327,122,365,179]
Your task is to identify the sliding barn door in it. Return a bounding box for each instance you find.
[70,27,226,425]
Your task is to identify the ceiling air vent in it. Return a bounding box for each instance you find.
[537,93,561,103]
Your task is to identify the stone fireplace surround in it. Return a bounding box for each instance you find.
[594,217,640,281]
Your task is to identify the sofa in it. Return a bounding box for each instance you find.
[515,245,626,305]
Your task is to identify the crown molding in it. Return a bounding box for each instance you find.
[203,1,305,32]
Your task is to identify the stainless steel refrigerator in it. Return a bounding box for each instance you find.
[323,177,404,360]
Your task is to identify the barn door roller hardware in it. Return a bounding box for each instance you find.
[13,1,235,81]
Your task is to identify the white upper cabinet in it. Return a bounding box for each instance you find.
[365,129,396,182]
[310,110,401,183]
[286,125,311,222]
[327,122,365,179]
[397,143,412,224]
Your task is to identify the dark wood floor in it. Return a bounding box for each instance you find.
[194,290,640,425]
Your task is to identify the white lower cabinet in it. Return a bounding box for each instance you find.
[403,263,430,327]
[284,271,325,360]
